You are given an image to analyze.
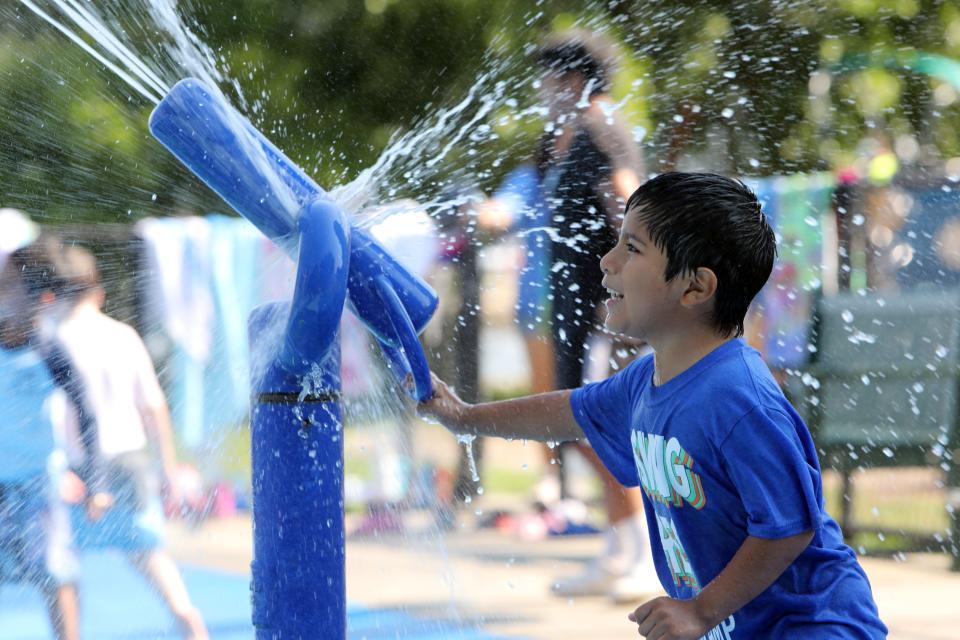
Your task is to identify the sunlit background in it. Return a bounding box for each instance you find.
[1,1,960,638]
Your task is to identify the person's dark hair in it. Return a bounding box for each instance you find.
[6,235,66,299]
[537,29,618,96]
[625,172,777,338]
[534,30,618,178]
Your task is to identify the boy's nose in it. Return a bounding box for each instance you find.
[599,249,614,274]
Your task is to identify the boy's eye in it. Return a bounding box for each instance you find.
[626,243,641,254]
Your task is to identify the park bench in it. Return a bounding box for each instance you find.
[786,288,960,569]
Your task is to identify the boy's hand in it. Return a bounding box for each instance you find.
[628,596,711,640]
[417,373,469,432]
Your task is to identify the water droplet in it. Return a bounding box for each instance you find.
[457,434,480,483]
[847,331,877,345]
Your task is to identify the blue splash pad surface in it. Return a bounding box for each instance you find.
[0,551,516,639]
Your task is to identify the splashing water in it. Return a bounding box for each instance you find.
[16,0,236,104]
[18,0,167,103]
[456,433,481,484]
[8,1,644,234]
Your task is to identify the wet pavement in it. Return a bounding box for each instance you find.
[166,512,960,640]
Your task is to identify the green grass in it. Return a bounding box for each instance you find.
[481,466,541,496]
[821,470,953,554]
[344,456,372,480]
[823,484,950,534]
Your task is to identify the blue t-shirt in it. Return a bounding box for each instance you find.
[0,344,58,482]
[571,339,887,639]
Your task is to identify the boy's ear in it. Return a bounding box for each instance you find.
[680,267,718,308]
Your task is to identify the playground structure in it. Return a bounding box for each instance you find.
[150,78,438,639]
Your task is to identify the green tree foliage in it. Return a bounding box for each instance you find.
[1,0,959,224]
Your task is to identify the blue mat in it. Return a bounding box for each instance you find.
[0,551,516,639]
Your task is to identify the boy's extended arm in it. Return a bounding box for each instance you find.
[418,373,583,443]
[630,530,814,639]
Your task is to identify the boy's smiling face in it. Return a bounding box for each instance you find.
[599,210,685,341]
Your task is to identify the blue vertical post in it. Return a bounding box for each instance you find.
[149,78,438,640]
[246,200,351,639]
[249,307,345,637]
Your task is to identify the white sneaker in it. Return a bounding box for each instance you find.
[551,561,621,598]
[609,565,664,604]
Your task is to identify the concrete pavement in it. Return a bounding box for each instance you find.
[169,511,960,639]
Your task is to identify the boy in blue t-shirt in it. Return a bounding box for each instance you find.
[420,172,887,639]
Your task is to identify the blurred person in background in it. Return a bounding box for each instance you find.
[52,245,208,640]
[533,29,658,602]
[477,163,559,506]
[0,239,100,640]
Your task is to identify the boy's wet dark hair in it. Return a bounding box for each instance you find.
[537,29,617,95]
[625,172,777,338]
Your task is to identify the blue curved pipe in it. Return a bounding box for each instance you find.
[280,200,350,374]
[373,274,433,401]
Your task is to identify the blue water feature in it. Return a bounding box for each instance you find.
[149,77,440,639]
